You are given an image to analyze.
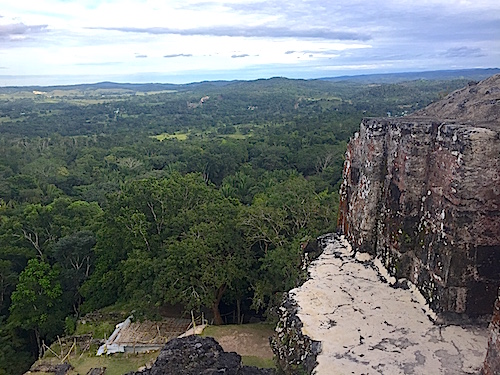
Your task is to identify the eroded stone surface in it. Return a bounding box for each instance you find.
[291,235,488,374]
[415,74,500,127]
[483,296,500,374]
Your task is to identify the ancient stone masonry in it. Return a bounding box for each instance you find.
[269,235,330,374]
[338,74,500,317]
[483,293,500,374]
[270,296,321,374]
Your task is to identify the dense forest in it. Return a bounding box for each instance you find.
[0,75,481,374]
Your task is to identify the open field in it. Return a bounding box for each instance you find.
[152,132,189,141]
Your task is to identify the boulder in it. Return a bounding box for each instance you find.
[126,335,275,375]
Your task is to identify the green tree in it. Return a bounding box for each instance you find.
[0,260,17,314]
[0,318,33,375]
[8,259,63,357]
[52,230,96,314]
[154,198,248,325]
[240,175,337,314]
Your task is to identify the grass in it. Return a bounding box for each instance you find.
[242,356,276,369]
[75,320,117,340]
[135,90,178,96]
[224,133,250,140]
[152,132,189,141]
[152,130,251,142]
[67,352,159,375]
[201,322,275,337]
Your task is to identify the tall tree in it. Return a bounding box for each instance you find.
[154,198,248,325]
[52,231,96,314]
[8,259,63,357]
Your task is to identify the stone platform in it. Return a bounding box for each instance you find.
[290,235,489,374]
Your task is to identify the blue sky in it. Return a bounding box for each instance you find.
[0,0,499,85]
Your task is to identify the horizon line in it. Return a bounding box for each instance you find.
[0,67,499,88]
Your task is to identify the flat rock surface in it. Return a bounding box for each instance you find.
[290,236,489,375]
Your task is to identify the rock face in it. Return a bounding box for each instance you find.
[483,294,500,374]
[338,74,500,317]
[126,335,275,375]
[270,296,321,374]
[416,75,500,126]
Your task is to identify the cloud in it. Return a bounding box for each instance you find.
[284,49,344,56]
[0,22,48,39]
[163,53,193,58]
[231,54,250,58]
[90,25,371,41]
[442,47,485,58]
[75,61,123,66]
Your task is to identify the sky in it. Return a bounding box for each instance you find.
[0,0,499,85]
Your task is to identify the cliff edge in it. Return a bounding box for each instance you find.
[338,73,500,317]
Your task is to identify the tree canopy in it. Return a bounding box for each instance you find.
[0,76,474,374]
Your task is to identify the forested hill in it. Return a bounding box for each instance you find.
[0,72,494,374]
[1,68,498,93]
[320,68,500,83]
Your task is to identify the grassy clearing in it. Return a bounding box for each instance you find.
[68,352,159,375]
[224,133,249,140]
[152,132,189,141]
[135,90,178,96]
[75,320,117,340]
[35,322,276,373]
[202,323,275,338]
[152,130,251,142]
[242,356,275,368]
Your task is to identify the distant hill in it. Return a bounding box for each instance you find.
[320,68,500,84]
[0,80,239,94]
[0,68,498,94]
